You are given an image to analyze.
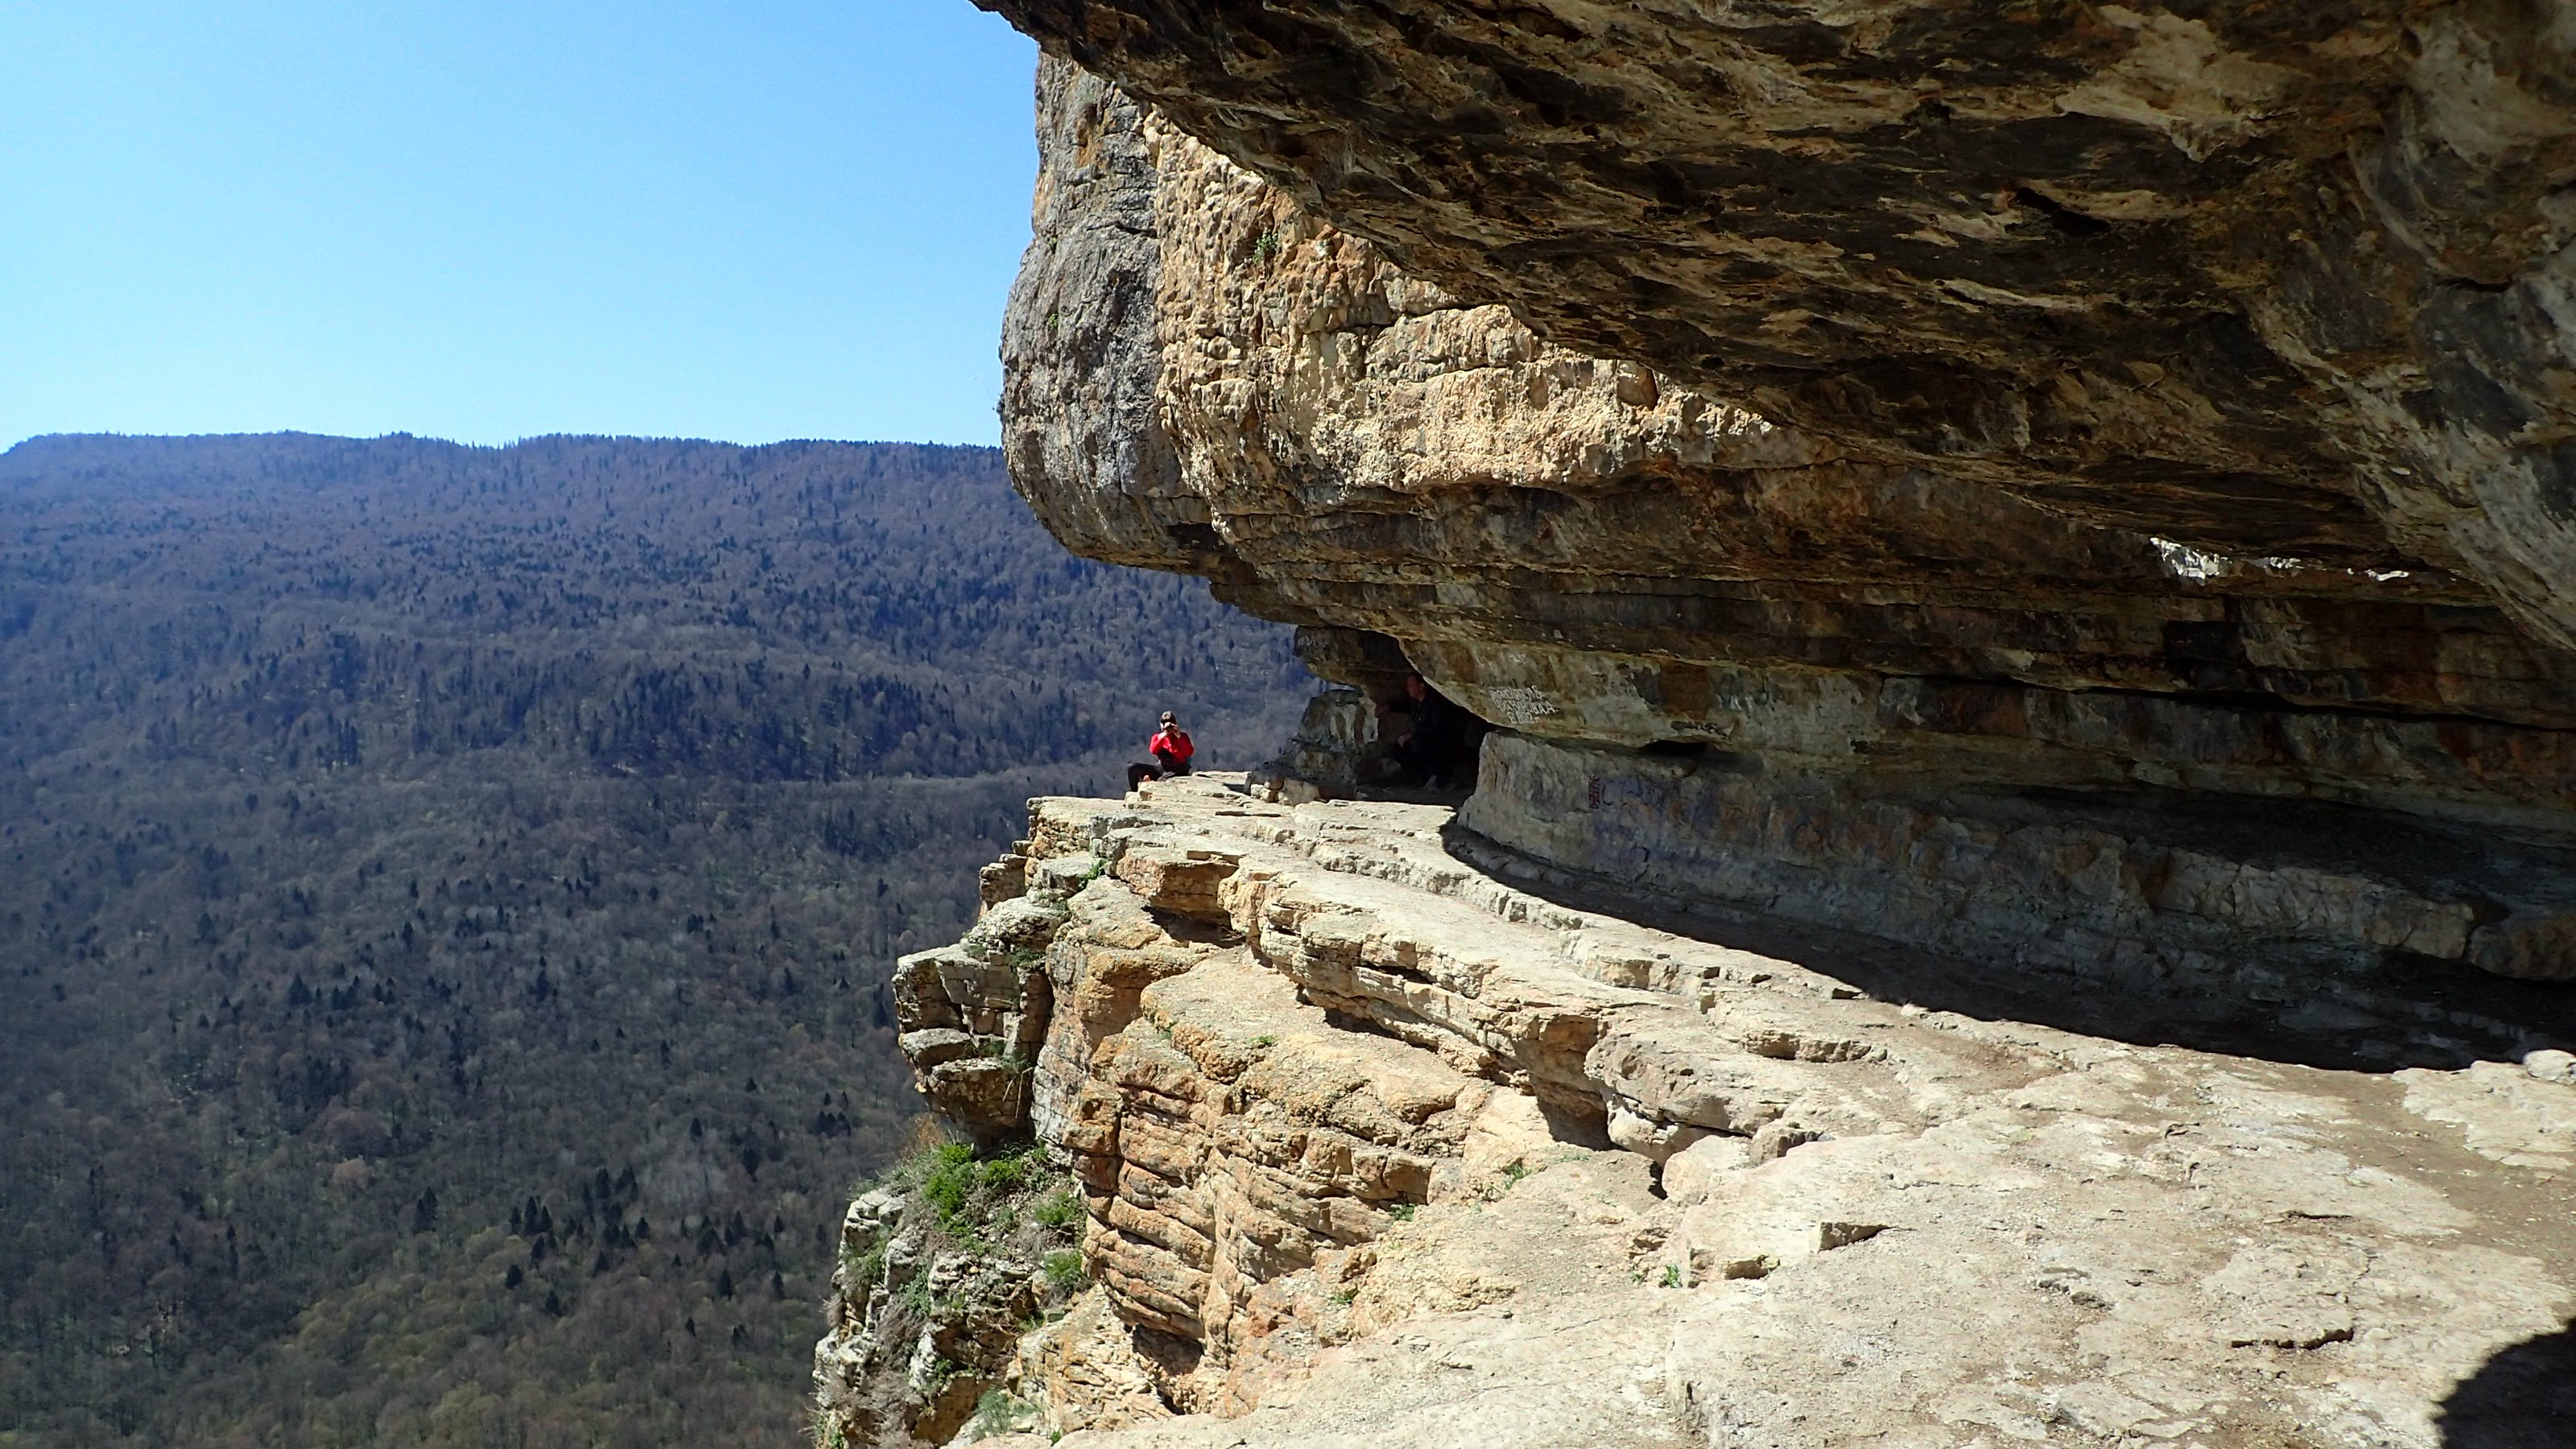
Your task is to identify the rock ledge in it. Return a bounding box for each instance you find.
[827,773,2576,1448]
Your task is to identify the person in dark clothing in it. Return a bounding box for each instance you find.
[1390,673,1475,788]
[1126,711,1195,791]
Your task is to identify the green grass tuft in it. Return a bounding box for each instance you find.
[1042,1249,1088,1295]
[1033,1188,1084,1232]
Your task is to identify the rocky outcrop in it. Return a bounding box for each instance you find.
[987,1,2576,654]
[894,898,1067,1146]
[832,22,2576,1445]
[813,1146,1089,1446]
[995,51,2576,1025]
[832,774,2576,1447]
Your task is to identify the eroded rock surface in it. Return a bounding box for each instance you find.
[990,2,2576,651]
[813,1146,1093,1447]
[996,53,2576,1013]
[832,775,2576,1447]
[861,23,2576,1443]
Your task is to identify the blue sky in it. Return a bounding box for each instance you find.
[2,2,1040,448]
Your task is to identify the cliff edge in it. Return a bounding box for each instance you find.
[822,13,2576,1443]
[819,774,2573,1446]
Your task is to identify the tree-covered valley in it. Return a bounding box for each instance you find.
[0,433,1311,1447]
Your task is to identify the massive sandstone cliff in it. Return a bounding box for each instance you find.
[997,47,2576,1044]
[820,8,2576,1445]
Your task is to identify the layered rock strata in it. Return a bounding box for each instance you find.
[836,774,2576,1447]
[894,895,1065,1146]
[989,1,2576,652]
[997,56,2576,1026]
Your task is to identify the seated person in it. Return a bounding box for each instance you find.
[1125,711,1195,791]
[1389,673,1476,788]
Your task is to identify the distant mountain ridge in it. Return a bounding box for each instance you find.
[0,431,980,491]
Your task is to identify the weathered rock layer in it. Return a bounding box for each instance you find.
[843,775,2576,1447]
[828,20,2576,1443]
[989,0,2576,653]
[997,50,2576,1024]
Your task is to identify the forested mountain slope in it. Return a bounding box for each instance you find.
[0,433,1309,1447]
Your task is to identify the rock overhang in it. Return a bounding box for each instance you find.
[981,0,2576,648]
[989,41,2576,998]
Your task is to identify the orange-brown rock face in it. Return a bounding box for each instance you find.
[951,799,1501,1413]
[997,54,2576,1017]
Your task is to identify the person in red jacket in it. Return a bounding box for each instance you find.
[1126,711,1194,791]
